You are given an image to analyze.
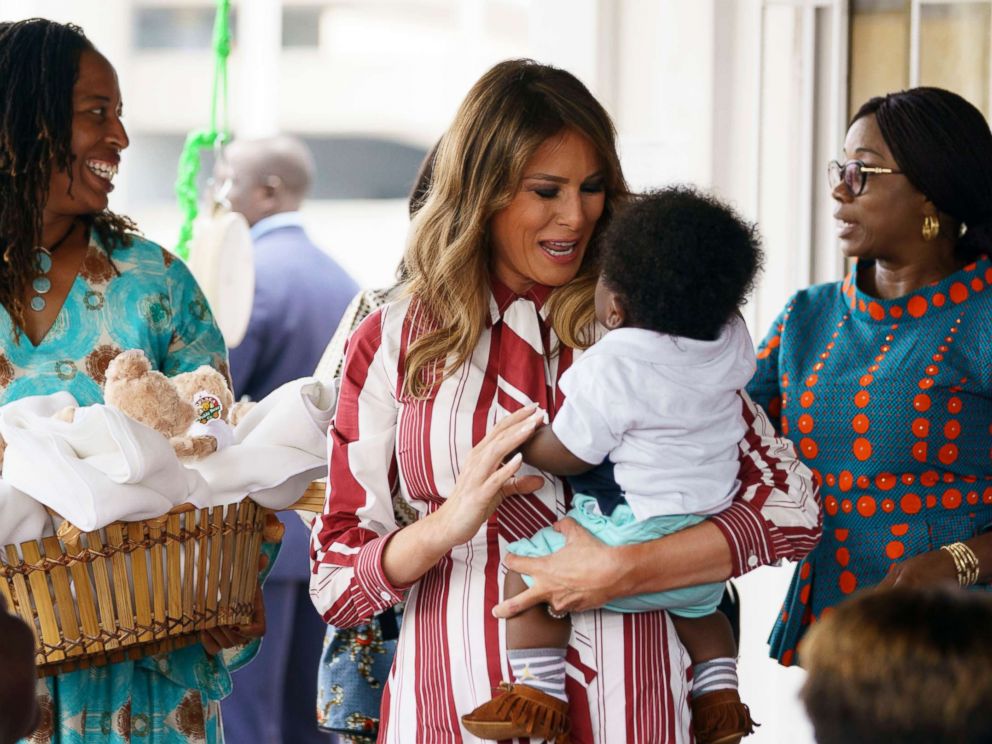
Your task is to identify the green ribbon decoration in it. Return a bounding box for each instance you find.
[174,0,232,260]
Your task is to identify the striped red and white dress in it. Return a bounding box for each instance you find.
[311,283,820,743]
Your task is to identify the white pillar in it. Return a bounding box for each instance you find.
[527,0,617,110]
[612,0,716,190]
[236,0,281,137]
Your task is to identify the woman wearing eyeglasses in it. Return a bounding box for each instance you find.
[748,87,992,667]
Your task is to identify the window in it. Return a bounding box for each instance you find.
[282,6,322,49]
[851,0,992,118]
[134,6,236,50]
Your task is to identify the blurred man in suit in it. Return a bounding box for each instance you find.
[216,135,358,744]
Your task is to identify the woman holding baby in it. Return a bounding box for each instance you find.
[310,58,820,742]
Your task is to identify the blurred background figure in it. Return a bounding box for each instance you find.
[215,135,358,401]
[0,595,39,744]
[800,586,992,744]
[217,134,357,744]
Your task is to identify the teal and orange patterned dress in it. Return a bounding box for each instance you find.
[1,233,253,743]
[748,255,992,665]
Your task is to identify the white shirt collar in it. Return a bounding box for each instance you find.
[249,211,305,241]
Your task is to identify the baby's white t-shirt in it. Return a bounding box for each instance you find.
[552,315,756,521]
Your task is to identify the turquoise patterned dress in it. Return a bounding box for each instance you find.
[748,255,992,666]
[1,233,251,743]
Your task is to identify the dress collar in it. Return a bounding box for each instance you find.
[488,276,554,326]
[841,255,992,323]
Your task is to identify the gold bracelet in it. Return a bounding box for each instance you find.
[940,542,981,586]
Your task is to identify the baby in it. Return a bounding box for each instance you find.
[463,186,762,744]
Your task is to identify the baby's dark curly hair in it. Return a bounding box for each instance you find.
[599,186,762,340]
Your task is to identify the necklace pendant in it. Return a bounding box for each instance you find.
[30,295,46,312]
[36,250,52,273]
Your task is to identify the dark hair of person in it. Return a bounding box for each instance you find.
[852,87,992,262]
[800,586,992,744]
[0,18,135,332]
[599,186,762,340]
[408,139,440,218]
[397,138,442,284]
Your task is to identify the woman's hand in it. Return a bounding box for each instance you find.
[382,405,546,588]
[435,405,546,547]
[493,517,627,617]
[200,583,266,655]
[877,548,959,590]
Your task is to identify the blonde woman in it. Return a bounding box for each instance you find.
[310,59,820,743]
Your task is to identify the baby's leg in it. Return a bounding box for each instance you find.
[461,570,572,740]
[670,610,736,664]
[504,570,571,701]
[672,611,755,743]
[672,610,738,699]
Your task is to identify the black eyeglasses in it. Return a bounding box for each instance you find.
[828,159,903,197]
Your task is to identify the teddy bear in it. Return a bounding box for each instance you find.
[100,349,196,444]
[170,364,237,458]
[55,349,238,460]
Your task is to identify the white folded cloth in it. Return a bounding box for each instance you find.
[0,378,334,544]
[0,479,55,547]
[0,393,210,534]
[186,378,336,510]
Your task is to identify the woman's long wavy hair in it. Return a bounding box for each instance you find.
[402,59,629,399]
[0,19,135,335]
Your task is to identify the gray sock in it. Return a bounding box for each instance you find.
[691,657,738,697]
[508,647,567,702]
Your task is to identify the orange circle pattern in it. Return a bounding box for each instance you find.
[768,261,992,667]
[839,571,857,594]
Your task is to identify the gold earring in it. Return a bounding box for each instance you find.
[922,215,940,241]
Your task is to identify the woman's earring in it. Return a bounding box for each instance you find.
[922,215,940,241]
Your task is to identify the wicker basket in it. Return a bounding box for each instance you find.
[0,499,268,677]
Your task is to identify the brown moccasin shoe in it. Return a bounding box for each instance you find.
[690,688,758,744]
[461,682,570,743]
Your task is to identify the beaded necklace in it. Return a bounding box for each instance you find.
[31,219,78,312]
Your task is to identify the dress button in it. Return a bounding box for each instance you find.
[747,554,759,568]
[380,590,392,601]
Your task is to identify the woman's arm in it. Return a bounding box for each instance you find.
[745,294,794,433]
[707,391,821,576]
[381,408,545,584]
[878,532,992,588]
[158,246,264,652]
[161,246,228,377]
[495,391,821,617]
[310,308,544,626]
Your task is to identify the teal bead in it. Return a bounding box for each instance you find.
[36,251,52,273]
[32,276,52,294]
[30,295,46,312]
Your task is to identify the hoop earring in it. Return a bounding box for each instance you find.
[922,215,940,241]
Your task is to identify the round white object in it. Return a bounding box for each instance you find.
[186,209,255,348]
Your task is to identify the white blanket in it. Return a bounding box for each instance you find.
[0,392,209,534]
[0,480,55,547]
[0,379,336,544]
[187,378,336,509]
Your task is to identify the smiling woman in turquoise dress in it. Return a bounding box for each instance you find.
[748,87,992,666]
[0,19,263,743]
